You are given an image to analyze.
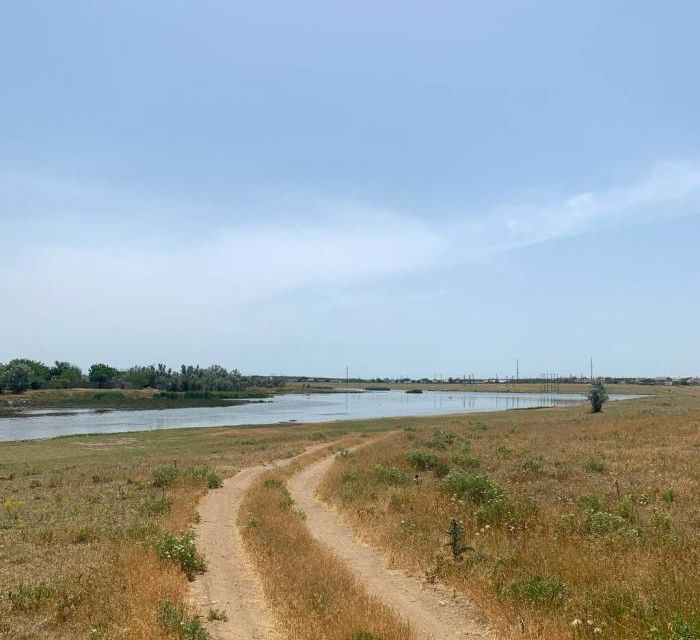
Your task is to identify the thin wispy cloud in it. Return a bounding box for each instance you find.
[465,160,700,257]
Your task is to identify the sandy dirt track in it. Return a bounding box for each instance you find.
[287,454,495,640]
[190,444,327,639]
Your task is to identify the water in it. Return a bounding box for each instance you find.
[0,390,639,442]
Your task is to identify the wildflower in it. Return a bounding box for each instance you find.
[571,619,582,627]
[593,628,602,634]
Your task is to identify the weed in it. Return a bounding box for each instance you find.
[405,449,439,470]
[446,517,467,560]
[206,472,223,489]
[584,458,607,473]
[647,608,700,640]
[583,511,641,537]
[496,443,512,458]
[374,465,409,485]
[350,633,386,640]
[661,489,676,504]
[154,530,206,578]
[425,430,457,449]
[2,498,23,520]
[440,472,515,524]
[72,527,99,543]
[152,464,179,487]
[142,497,171,515]
[207,608,228,621]
[521,457,545,472]
[452,447,481,469]
[310,431,327,441]
[340,471,358,483]
[508,575,567,605]
[8,582,55,611]
[157,598,209,640]
[578,495,605,512]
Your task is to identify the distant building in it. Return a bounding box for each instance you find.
[654,377,673,386]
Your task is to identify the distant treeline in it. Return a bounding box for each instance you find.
[0,359,284,394]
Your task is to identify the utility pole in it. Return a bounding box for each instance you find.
[590,357,594,382]
[346,365,349,389]
[516,358,519,385]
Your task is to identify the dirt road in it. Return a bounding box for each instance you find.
[287,454,495,640]
[190,444,327,639]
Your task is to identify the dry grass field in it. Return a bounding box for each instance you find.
[0,423,363,639]
[2,387,697,640]
[319,387,700,640]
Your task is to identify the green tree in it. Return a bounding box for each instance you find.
[587,380,609,413]
[88,363,118,389]
[2,362,34,393]
[49,361,83,388]
[7,359,50,389]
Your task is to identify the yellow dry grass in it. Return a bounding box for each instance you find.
[238,441,416,640]
[319,388,700,640]
[0,424,374,639]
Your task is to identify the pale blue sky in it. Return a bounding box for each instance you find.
[1,2,698,378]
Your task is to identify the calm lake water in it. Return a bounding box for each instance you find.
[0,390,639,442]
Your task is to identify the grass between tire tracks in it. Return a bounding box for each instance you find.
[238,438,416,640]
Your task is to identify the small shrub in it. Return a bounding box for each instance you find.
[8,582,55,611]
[405,449,439,470]
[350,632,385,640]
[206,472,223,489]
[425,430,457,449]
[440,472,504,505]
[661,489,676,504]
[521,457,545,473]
[508,575,567,605]
[207,608,228,621]
[310,431,327,441]
[496,442,512,458]
[440,472,516,524]
[647,609,700,640]
[583,510,641,537]
[152,464,179,487]
[651,511,672,534]
[584,458,606,474]
[263,478,285,490]
[142,497,171,515]
[73,527,99,543]
[374,465,409,485]
[3,498,23,520]
[577,495,605,512]
[154,530,206,578]
[157,598,209,640]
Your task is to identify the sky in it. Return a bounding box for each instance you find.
[1,1,699,378]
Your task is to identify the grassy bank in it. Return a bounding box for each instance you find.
[0,388,272,417]
[319,387,700,640]
[238,441,415,640]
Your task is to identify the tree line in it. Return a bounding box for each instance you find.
[0,359,283,394]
